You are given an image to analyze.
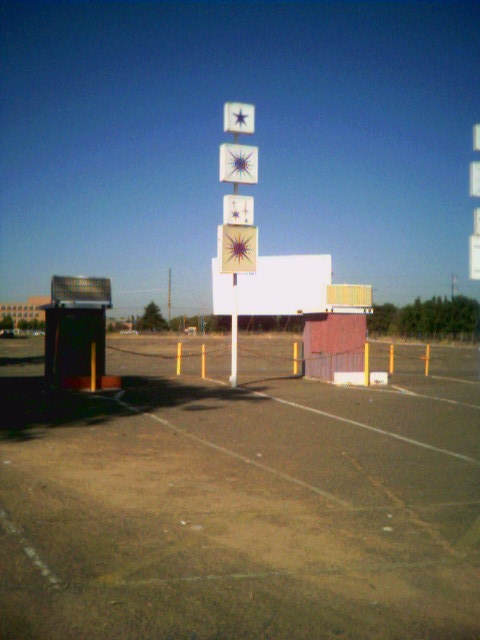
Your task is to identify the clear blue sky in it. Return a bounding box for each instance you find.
[1,1,479,319]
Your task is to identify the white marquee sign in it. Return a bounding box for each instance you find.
[212,255,332,315]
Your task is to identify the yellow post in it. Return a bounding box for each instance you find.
[389,344,394,375]
[90,342,96,392]
[201,344,206,379]
[425,343,430,377]
[293,342,298,375]
[364,342,370,386]
[176,342,182,376]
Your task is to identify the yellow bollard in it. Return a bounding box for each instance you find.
[201,344,206,379]
[176,342,182,376]
[389,344,394,375]
[293,342,298,376]
[91,342,97,392]
[364,342,370,386]
[425,344,430,377]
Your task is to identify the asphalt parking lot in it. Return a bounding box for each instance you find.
[1,334,479,639]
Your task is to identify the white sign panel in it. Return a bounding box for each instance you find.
[474,124,480,151]
[220,143,258,184]
[224,102,255,135]
[223,195,254,225]
[475,209,480,235]
[470,162,480,197]
[212,255,332,315]
[470,235,480,280]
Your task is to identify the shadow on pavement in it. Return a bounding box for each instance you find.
[0,374,270,441]
[0,355,45,367]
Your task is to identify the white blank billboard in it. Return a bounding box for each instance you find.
[470,235,480,280]
[212,255,332,315]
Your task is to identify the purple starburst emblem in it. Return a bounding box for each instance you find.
[228,149,254,179]
[226,232,253,264]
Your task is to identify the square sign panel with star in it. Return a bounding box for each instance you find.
[224,102,255,135]
[219,143,258,184]
[223,195,254,225]
[218,224,258,273]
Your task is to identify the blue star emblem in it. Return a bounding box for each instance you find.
[233,109,248,127]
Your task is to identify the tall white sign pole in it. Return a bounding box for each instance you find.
[231,272,238,386]
[219,103,258,388]
[231,164,239,387]
[469,125,480,281]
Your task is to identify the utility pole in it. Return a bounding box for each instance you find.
[168,268,171,326]
[451,273,458,300]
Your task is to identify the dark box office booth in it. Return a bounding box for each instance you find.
[44,276,115,389]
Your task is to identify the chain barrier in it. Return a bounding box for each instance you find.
[108,338,477,380]
[107,339,302,378]
[370,342,432,376]
[237,343,296,362]
[107,344,176,359]
[301,344,365,363]
[107,342,227,360]
[108,340,368,369]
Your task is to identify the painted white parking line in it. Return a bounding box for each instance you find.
[115,398,353,509]
[378,386,479,410]
[0,508,61,588]
[391,385,418,396]
[431,375,480,386]
[99,557,460,589]
[247,389,480,467]
[340,381,479,410]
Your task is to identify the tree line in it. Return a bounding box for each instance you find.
[109,301,305,334]
[108,296,480,341]
[0,315,45,331]
[367,296,480,341]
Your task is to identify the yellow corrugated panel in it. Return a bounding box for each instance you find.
[327,285,372,306]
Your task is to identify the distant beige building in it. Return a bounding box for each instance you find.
[0,295,50,327]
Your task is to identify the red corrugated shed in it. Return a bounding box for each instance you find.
[303,314,366,380]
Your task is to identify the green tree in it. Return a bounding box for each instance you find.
[399,297,423,337]
[367,303,398,336]
[448,295,480,338]
[0,314,14,330]
[139,301,168,332]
